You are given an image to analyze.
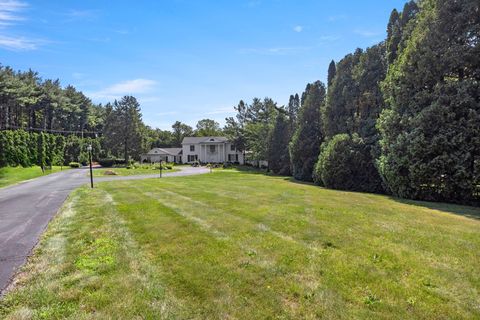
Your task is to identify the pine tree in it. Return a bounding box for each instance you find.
[386,9,401,64]
[244,98,278,162]
[103,96,144,161]
[379,0,480,203]
[289,81,326,181]
[327,60,336,88]
[286,93,300,134]
[323,49,362,138]
[267,110,291,175]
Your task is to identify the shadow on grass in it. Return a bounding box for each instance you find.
[231,166,480,220]
[390,197,480,221]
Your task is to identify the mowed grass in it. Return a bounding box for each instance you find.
[91,166,179,177]
[1,169,479,319]
[0,166,68,188]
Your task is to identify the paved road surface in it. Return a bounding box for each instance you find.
[0,166,209,295]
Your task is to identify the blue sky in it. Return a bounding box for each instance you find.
[0,0,407,130]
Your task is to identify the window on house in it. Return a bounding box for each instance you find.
[209,145,216,153]
[188,155,198,162]
[230,144,235,151]
[190,145,195,152]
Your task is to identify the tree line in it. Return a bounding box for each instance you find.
[225,0,479,205]
[0,65,225,165]
[0,0,478,205]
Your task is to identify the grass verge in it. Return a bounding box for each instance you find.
[0,166,68,188]
[1,169,479,319]
[91,167,179,177]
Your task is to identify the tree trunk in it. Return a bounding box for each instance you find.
[124,139,128,164]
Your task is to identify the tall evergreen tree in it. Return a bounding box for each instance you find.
[379,0,480,203]
[323,49,363,138]
[244,98,278,162]
[289,81,326,181]
[224,100,247,154]
[267,110,291,175]
[103,96,144,161]
[327,60,336,87]
[287,94,300,133]
[386,9,401,64]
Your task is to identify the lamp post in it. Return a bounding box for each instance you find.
[87,144,93,188]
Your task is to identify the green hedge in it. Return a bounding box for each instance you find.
[0,130,100,168]
[313,134,384,193]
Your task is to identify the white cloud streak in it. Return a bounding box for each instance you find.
[88,79,158,101]
[0,0,45,51]
[293,25,303,33]
[0,34,37,50]
[0,0,26,26]
[204,107,235,115]
[354,29,382,38]
[328,14,347,22]
[239,46,310,55]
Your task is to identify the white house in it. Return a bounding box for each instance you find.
[141,137,244,164]
[140,148,182,164]
[182,137,244,164]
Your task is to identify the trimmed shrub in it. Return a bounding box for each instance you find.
[99,159,116,167]
[314,134,384,193]
[69,162,81,168]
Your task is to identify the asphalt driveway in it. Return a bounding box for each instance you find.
[0,166,209,295]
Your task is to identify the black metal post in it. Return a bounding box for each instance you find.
[89,148,94,188]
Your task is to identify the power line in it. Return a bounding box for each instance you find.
[0,125,100,136]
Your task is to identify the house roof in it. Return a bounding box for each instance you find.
[182,136,229,144]
[146,148,182,155]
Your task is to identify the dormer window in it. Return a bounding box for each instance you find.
[210,138,215,142]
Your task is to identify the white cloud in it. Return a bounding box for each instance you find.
[0,1,45,51]
[239,46,310,55]
[328,14,347,22]
[319,35,339,41]
[65,9,98,21]
[155,111,177,116]
[354,29,382,38]
[205,107,235,115]
[72,72,85,79]
[0,34,40,50]
[0,0,26,26]
[89,79,158,101]
[293,25,303,33]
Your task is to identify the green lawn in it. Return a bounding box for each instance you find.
[1,170,479,319]
[91,166,179,177]
[0,166,68,188]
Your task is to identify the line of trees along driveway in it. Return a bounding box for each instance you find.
[1,0,478,205]
[225,0,479,205]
